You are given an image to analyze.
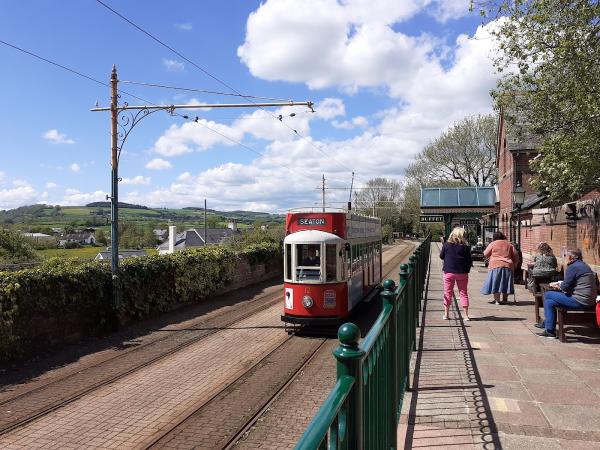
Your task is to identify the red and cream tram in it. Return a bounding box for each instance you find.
[282,210,382,325]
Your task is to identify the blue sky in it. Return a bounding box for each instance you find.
[0,0,499,212]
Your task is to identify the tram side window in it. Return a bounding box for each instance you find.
[296,244,321,281]
[346,244,351,278]
[352,244,359,274]
[326,244,337,282]
[285,244,292,281]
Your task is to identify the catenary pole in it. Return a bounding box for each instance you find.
[93,66,314,312]
[110,65,119,308]
[204,199,207,246]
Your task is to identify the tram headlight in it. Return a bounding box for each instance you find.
[302,295,314,308]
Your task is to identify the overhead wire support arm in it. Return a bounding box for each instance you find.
[91,101,314,112]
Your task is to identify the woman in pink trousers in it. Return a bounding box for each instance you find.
[439,227,472,320]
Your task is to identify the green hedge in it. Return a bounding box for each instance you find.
[0,243,281,361]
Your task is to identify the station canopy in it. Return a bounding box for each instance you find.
[420,186,496,210]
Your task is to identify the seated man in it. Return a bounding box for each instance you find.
[536,249,598,338]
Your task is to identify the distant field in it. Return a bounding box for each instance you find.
[39,247,158,260]
[3,204,280,229]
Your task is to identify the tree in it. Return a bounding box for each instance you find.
[0,229,38,263]
[406,115,498,187]
[95,229,108,246]
[354,178,403,220]
[403,115,496,233]
[478,0,600,201]
[206,215,221,229]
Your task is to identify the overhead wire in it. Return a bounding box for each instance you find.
[120,80,293,102]
[0,39,347,209]
[0,38,323,191]
[94,0,355,175]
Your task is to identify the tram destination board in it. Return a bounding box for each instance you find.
[298,217,326,225]
[419,215,444,223]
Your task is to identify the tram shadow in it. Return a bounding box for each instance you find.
[294,295,384,340]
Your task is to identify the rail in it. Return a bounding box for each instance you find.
[296,237,431,450]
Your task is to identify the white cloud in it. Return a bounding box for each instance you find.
[62,189,108,206]
[120,176,151,185]
[177,172,192,182]
[0,172,5,184]
[70,163,81,172]
[238,0,485,97]
[151,98,344,156]
[428,0,471,23]
[314,98,346,119]
[238,0,437,93]
[332,116,369,129]
[162,58,185,72]
[146,158,172,170]
[174,22,193,31]
[111,6,501,212]
[0,184,38,210]
[46,181,57,189]
[43,129,75,144]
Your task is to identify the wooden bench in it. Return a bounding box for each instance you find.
[539,272,599,343]
[530,278,555,324]
[557,308,597,342]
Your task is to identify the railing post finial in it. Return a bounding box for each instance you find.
[333,323,365,449]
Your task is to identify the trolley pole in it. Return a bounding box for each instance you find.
[110,65,119,309]
[322,174,326,212]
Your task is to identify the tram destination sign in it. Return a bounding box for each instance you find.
[298,217,326,226]
[419,215,444,223]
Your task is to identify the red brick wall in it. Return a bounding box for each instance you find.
[520,196,600,273]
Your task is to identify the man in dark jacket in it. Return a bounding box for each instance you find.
[537,249,598,338]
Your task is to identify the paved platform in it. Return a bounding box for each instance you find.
[399,243,600,449]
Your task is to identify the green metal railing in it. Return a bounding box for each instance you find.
[296,237,431,450]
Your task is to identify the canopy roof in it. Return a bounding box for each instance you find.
[420,187,497,208]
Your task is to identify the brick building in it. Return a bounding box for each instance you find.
[485,108,600,274]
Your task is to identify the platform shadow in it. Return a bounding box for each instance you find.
[403,290,502,449]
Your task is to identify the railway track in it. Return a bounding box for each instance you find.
[147,242,415,449]
[0,243,414,447]
[0,290,282,435]
[145,335,328,449]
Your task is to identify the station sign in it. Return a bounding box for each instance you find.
[458,219,479,225]
[419,215,444,223]
[298,217,326,226]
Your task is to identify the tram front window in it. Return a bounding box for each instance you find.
[296,244,321,281]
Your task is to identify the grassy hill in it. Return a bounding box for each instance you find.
[0,204,283,231]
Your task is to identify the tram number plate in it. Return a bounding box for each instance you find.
[323,290,336,309]
[298,218,326,225]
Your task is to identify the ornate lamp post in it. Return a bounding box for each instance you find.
[512,181,526,246]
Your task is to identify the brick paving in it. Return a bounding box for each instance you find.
[234,340,338,450]
[150,336,325,449]
[0,305,288,449]
[235,243,416,449]
[0,289,281,433]
[0,280,282,403]
[399,243,600,449]
[0,243,413,449]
